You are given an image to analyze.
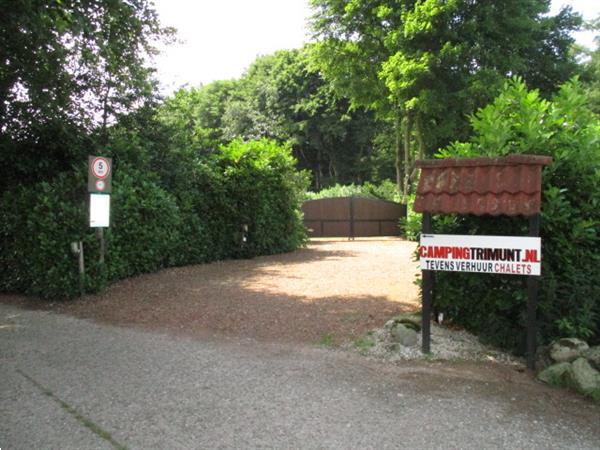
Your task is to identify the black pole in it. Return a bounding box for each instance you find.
[527,214,540,370]
[421,212,433,354]
[98,227,105,265]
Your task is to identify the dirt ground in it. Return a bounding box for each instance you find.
[2,238,420,345]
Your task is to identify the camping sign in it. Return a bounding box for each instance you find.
[419,234,541,276]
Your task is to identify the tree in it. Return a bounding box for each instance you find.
[309,0,581,201]
[0,0,171,189]
[578,17,600,114]
[159,80,239,151]
[220,48,381,188]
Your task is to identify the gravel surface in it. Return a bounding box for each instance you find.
[354,321,523,365]
[2,238,421,346]
[2,303,600,450]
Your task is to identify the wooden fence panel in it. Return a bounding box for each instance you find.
[302,197,406,238]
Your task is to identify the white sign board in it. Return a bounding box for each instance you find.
[90,193,110,228]
[420,234,541,276]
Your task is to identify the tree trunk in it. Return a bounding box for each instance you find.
[394,112,403,200]
[415,113,425,160]
[402,112,414,205]
[100,87,111,146]
[409,112,426,185]
[315,147,323,190]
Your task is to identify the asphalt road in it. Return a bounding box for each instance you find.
[1,303,599,450]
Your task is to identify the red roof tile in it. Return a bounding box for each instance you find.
[414,155,552,216]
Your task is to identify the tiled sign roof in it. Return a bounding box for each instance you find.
[414,155,552,216]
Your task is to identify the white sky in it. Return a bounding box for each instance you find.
[153,0,600,94]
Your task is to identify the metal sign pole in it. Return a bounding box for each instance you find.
[527,214,540,370]
[421,212,433,354]
[98,227,105,265]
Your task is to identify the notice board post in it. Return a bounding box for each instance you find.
[413,155,552,371]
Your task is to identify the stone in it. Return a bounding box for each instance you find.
[384,342,400,352]
[569,357,600,395]
[582,346,600,371]
[535,345,553,372]
[386,312,422,332]
[390,324,418,347]
[370,328,387,342]
[537,362,572,386]
[383,319,396,331]
[549,338,589,363]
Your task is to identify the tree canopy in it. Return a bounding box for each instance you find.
[309,0,582,198]
[157,48,386,189]
[0,0,171,189]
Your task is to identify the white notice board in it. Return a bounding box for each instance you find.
[90,194,110,227]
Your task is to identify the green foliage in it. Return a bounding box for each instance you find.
[310,0,581,200]
[0,140,308,299]
[400,194,421,241]
[310,0,581,145]
[105,165,185,280]
[217,140,310,256]
[0,171,88,298]
[318,333,336,347]
[306,180,399,202]
[434,78,600,350]
[578,17,600,114]
[218,47,379,189]
[353,336,375,354]
[0,0,171,191]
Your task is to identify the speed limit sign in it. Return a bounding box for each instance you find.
[88,155,112,193]
[91,157,110,179]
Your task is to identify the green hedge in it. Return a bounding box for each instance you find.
[0,139,308,299]
[432,78,600,351]
[306,180,399,202]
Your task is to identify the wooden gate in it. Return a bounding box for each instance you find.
[302,197,406,238]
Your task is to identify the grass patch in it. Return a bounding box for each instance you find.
[317,333,336,347]
[353,336,375,354]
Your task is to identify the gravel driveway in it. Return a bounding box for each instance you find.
[3,238,420,345]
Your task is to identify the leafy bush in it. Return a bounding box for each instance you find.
[0,139,308,299]
[306,179,399,202]
[0,170,89,298]
[432,78,600,350]
[217,139,310,257]
[400,194,421,241]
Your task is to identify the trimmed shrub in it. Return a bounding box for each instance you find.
[1,171,88,298]
[0,139,308,299]
[306,179,399,201]
[218,139,309,257]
